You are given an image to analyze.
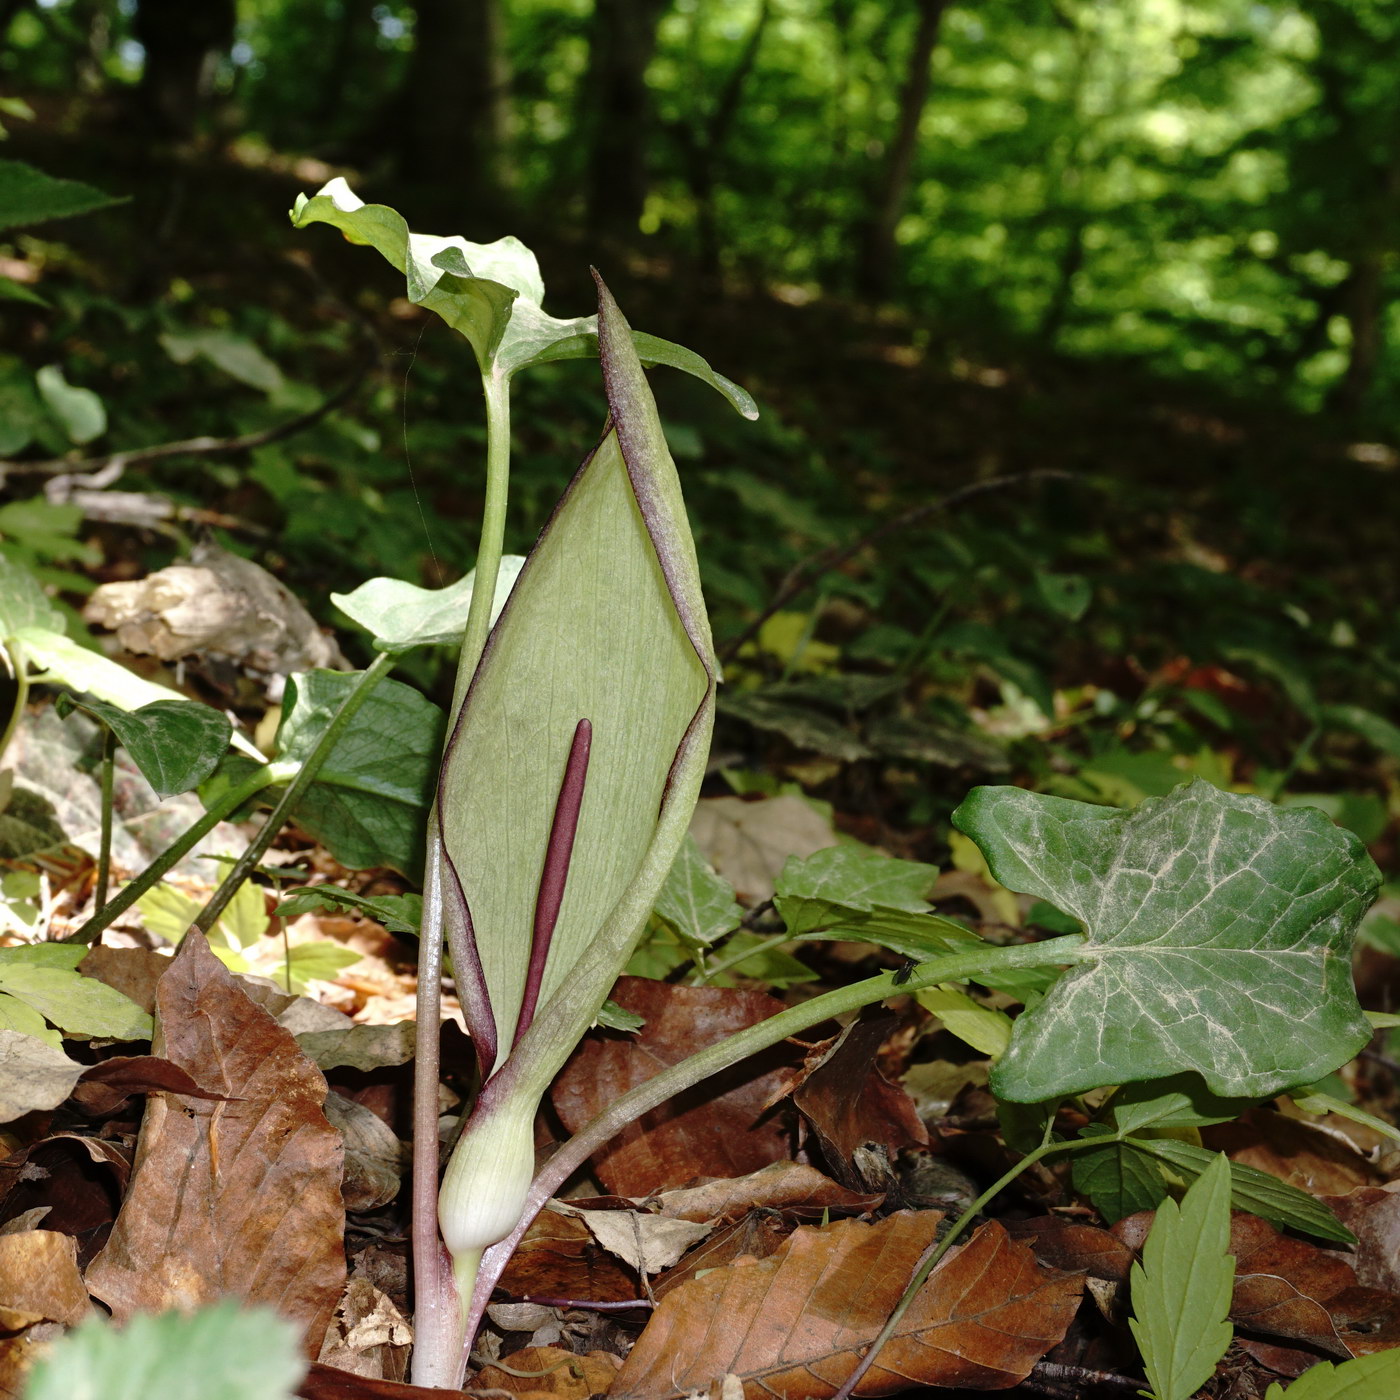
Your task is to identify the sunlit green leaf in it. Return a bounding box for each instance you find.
[274,887,423,936]
[0,159,124,233]
[1263,1349,1400,1399]
[36,364,106,444]
[332,555,526,651]
[955,780,1380,1102]
[159,329,284,394]
[775,843,938,936]
[652,834,743,947]
[0,947,151,1040]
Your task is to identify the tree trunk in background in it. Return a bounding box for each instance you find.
[398,0,513,206]
[584,0,670,236]
[682,0,771,282]
[855,0,947,300]
[132,0,236,137]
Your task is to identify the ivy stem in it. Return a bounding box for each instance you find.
[411,366,514,1391]
[193,650,398,934]
[63,762,280,945]
[0,640,28,765]
[95,727,115,912]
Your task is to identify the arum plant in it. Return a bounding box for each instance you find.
[290,181,754,1387]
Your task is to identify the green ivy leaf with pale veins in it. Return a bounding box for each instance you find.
[953,780,1380,1103]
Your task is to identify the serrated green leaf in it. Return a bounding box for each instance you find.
[0,988,61,1046]
[272,669,444,874]
[274,941,360,995]
[61,696,231,797]
[774,844,938,936]
[954,780,1380,1102]
[274,887,423,936]
[916,984,1012,1057]
[1263,1349,1400,1399]
[1129,1151,1234,1400]
[331,555,525,652]
[36,364,105,444]
[1290,1089,1400,1145]
[291,179,756,415]
[653,834,743,947]
[23,1298,306,1400]
[0,961,151,1040]
[0,159,124,233]
[1075,1132,1355,1242]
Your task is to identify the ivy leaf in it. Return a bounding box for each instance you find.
[1129,1151,1235,1400]
[953,780,1380,1102]
[652,834,743,948]
[59,696,231,798]
[331,555,526,652]
[774,844,939,936]
[291,179,757,415]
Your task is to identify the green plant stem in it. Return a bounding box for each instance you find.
[0,640,28,764]
[412,368,514,1391]
[63,762,280,945]
[192,651,397,934]
[457,935,1090,1367]
[694,930,792,984]
[95,727,115,912]
[448,369,513,725]
[1267,723,1321,801]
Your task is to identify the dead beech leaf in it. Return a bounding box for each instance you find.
[611,1213,1081,1399]
[78,945,171,1014]
[470,1346,622,1398]
[0,1132,131,1255]
[690,796,837,902]
[0,1029,83,1123]
[497,1205,642,1306]
[553,978,798,1196]
[316,1276,413,1383]
[322,1091,404,1213]
[1203,1110,1377,1196]
[657,1162,881,1224]
[85,931,346,1356]
[791,1008,928,1190]
[1006,1216,1133,1283]
[70,1053,232,1115]
[1322,1181,1400,1295]
[0,1229,90,1328]
[298,1362,464,1399]
[653,1211,794,1301]
[568,1205,712,1275]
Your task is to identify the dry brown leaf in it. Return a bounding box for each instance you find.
[566,1205,712,1275]
[1322,1181,1400,1294]
[470,1346,622,1398]
[553,978,798,1196]
[1202,1109,1378,1196]
[611,1213,1081,1399]
[298,1362,467,1399]
[1006,1215,1133,1283]
[652,1211,794,1301]
[0,1132,131,1255]
[70,1053,233,1116]
[0,1229,90,1328]
[791,1008,928,1190]
[78,945,171,1014]
[656,1162,881,1223]
[689,796,837,901]
[85,930,346,1355]
[497,1205,642,1306]
[316,1276,413,1383]
[322,1091,405,1213]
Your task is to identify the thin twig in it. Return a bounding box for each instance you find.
[718,469,1080,664]
[1033,1360,1145,1392]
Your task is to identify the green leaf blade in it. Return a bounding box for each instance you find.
[62,696,231,797]
[0,160,124,233]
[1129,1151,1235,1400]
[955,780,1380,1102]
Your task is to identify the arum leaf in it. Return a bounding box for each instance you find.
[331,554,526,652]
[291,179,756,415]
[437,276,717,1076]
[611,1215,1081,1399]
[17,627,193,710]
[60,695,231,798]
[953,780,1380,1102]
[1129,1151,1235,1400]
[271,669,443,874]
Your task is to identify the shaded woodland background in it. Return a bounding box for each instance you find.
[2,0,1398,848]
